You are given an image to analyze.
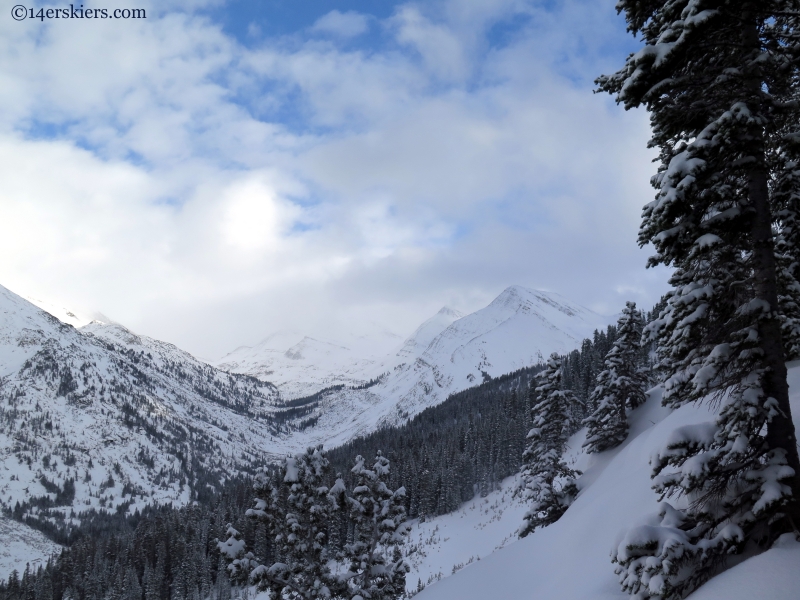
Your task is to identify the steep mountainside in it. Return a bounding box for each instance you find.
[233,286,611,450]
[390,307,465,366]
[0,517,61,580]
[378,286,609,416]
[0,285,290,535]
[408,366,800,600]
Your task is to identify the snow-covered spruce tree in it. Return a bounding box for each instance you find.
[518,354,581,537]
[334,452,410,600]
[582,302,647,454]
[217,523,260,585]
[226,446,344,599]
[597,2,800,597]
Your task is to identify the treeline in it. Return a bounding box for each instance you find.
[561,298,664,410]
[326,367,541,518]
[325,317,632,518]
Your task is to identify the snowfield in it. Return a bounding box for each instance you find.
[410,366,800,600]
[402,475,530,592]
[0,518,61,580]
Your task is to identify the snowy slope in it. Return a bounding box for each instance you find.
[391,307,464,366]
[407,365,800,600]
[0,518,61,580]
[216,332,384,400]
[22,294,110,329]
[402,475,529,592]
[218,287,610,449]
[216,325,403,399]
[0,284,293,528]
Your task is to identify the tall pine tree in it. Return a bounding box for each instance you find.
[598,2,800,597]
[234,446,343,599]
[518,354,580,537]
[583,302,647,453]
[336,452,409,600]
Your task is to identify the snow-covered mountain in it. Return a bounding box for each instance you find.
[0,284,293,538]
[216,286,611,450]
[217,332,383,400]
[373,285,610,421]
[22,294,111,329]
[216,324,404,399]
[391,306,465,365]
[0,281,608,575]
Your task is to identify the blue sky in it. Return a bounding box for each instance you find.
[207,0,401,42]
[0,0,665,358]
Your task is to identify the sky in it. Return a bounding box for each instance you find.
[0,0,669,360]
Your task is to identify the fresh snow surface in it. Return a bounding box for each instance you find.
[391,307,465,367]
[218,286,610,450]
[0,518,61,580]
[409,365,800,600]
[215,330,396,400]
[686,533,800,600]
[402,475,529,592]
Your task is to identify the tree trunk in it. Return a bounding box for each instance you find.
[743,8,800,531]
[749,166,800,524]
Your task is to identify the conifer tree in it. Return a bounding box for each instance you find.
[217,523,258,585]
[598,2,800,597]
[227,446,343,599]
[336,452,409,600]
[122,566,142,600]
[518,354,580,537]
[583,302,647,453]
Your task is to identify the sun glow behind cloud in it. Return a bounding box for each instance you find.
[0,0,665,358]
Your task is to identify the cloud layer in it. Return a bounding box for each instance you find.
[0,0,668,358]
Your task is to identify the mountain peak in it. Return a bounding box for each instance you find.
[437,306,463,319]
[495,284,551,301]
[491,285,592,319]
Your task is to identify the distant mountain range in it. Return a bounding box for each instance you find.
[0,282,609,577]
[215,327,402,399]
[214,285,611,449]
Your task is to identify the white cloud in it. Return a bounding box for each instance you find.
[391,5,470,82]
[310,10,370,38]
[0,0,669,358]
